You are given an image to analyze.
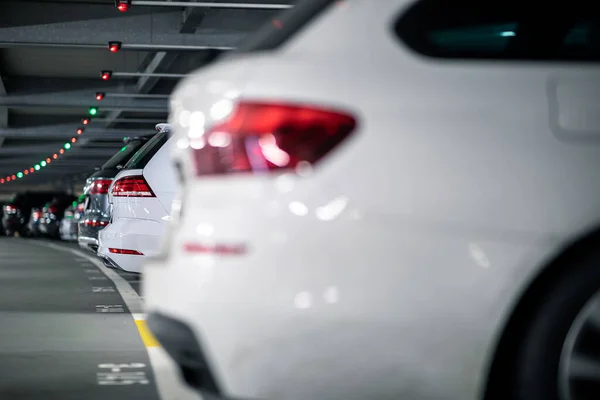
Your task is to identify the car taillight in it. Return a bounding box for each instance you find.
[190,101,357,176]
[111,175,155,197]
[77,203,85,212]
[32,211,42,220]
[47,206,58,214]
[90,179,113,195]
[83,220,109,227]
[109,248,143,255]
[4,205,16,213]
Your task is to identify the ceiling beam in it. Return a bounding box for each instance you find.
[0,123,152,138]
[0,10,243,49]
[0,91,167,110]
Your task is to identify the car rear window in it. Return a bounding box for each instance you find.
[123,132,168,170]
[394,0,600,62]
[101,140,147,170]
[231,0,337,54]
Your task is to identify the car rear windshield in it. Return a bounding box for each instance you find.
[123,132,168,170]
[232,0,337,54]
[101,140,147,170]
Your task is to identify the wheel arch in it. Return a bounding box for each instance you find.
[483,224,600,400]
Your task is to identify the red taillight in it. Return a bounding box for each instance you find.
[111,175,155,197]
[190,101,357,176]
[90,179,113,195]
[83,220,108,227]
[77,203,85,212]
[32,211,42,219]
[109,248,143,255]
[47,206,58,214]
[4,205,16,212]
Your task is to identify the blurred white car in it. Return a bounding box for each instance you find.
[144,1,600,400]
[98,125,177,273]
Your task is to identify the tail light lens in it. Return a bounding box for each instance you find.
[111,175,155,197]
[4,205,17,214]
[191,101,357,176]
[109,248,143,255]
[32,211,42,220]
[47,206,58,214]
[83,220,109,227]
[90,179,113,195]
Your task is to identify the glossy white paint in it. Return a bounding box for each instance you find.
[143,0,600,399]
[98,137,177,274]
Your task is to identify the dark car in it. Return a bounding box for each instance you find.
[25,207,44,237]
[2,191,69,236]
[38,195,78,238]
[78,136,151,252]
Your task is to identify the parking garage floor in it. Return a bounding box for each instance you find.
[0,237,200,400]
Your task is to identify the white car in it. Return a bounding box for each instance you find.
[98,125,177,274]
[143,1,600,400]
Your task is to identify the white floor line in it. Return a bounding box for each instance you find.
[32,240,202,400]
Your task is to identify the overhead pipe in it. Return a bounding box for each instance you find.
[130,1,292,10]
[0,42,231,51]
[109,71,187,79]
[98,92,169,99]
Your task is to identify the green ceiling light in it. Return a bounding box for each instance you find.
[64,143,71,150]
[16,172,23,178]
[120,146,127,152]
[88,107,98,116]
[72,201,77,207]
[41,161,47,167]
[34,165,40,171]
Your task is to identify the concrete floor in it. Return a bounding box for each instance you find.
[0,237,200,400]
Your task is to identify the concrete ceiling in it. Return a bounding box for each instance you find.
[0,0,294,197]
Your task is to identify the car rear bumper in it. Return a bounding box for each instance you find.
[146,312,222,397]
[97,217,166,274]
[78,235,99,252]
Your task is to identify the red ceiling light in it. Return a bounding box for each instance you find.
[115,0,131,12]
[59,149,64,154]
[77,128,84,135]
[23,170,28,175]
[96,92,105,101]
[46,158,51,163]
[82,118,90,125]
[6,177,10,182]
[52,154,58,160]
[71,137,77,143]
[101,71,112,81]
[29,167,34,173]
[108,41,121,53]
[11,175,16,180]
[0,179,4,184]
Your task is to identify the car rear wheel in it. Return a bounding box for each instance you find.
[512,256,600,400]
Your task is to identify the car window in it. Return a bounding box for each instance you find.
[394,1,600,61]
[101,140,146,170]
[231,0,336,54]
[123,132,168,170]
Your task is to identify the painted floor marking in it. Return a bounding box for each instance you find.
[97,363,149,385]
[135,319,160,347]
[85,269,101,273]
[32,241,200,400]
[95,305,125,313]
[88,276,108,281]
[92,287,116,293]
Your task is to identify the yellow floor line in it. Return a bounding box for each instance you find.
[135,319,161,348]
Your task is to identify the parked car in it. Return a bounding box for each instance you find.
[144,1,600,400]
[2,191,68,236]
[78,136,152,252]
[97,125,176,273]
[59,200,84,241]
[38,195,78,238]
